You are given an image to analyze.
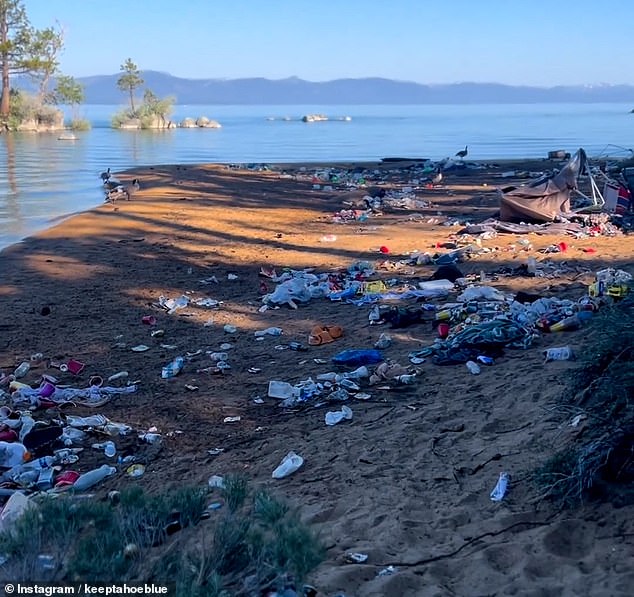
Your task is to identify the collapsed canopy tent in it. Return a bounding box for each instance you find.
[497,149,587,223]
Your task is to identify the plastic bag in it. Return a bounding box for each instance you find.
[457,286,505,302]
[264,278,313,308]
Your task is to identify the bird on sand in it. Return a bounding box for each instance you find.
[106,178,140,202]
[100,167,111,182]
[455,146,468,160]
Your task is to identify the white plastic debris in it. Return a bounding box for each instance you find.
[490,472,510,502]
[272,451,304,479]
[208,475,225,488]
[325,405,353,426]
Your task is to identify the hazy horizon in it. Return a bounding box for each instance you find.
[26,0,634,87]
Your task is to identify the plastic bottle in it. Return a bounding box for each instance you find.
[72,464,117,491]
[254,327,283,337]
[139,433,162,445]
[332,349,383,366]
[268,381,300,400]
[209,352,229,362]
[0,442,29,467]
[374,333,392,349]
[549,314,583,332]
[490,472,510,502]
[544,346,575,362]
[342,366,370,380]
[162,356,184,379]
[13,362,30,379]
[466,361,481,375]
[22,455,55,470]
[18,414,35,442]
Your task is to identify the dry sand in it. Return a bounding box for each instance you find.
[1,161,633,596]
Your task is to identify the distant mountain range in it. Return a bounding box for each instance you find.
[15,71,634,104]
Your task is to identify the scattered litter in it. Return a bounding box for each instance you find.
[272,451,304,479]
[126,464,145,478]
[162,356,184,379]
[490,472,510,502]
[325,405,353,426]
[544,346,575,362]
[466,361,481,375]
[223,416,241,423]
[131,345,150,352]
[345,552,368,563]
[208,475,225,489]
[377,565,398,577]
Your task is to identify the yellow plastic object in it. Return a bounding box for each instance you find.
[360,280,388,294]
[589,282,629,298]
[8,381,30,392]
[606,285,629,298]
[126,464,145,478]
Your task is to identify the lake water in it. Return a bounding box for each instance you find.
[1,103,633,250]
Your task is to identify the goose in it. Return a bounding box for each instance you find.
[106,178,140,202]
[100,167,111,182]
[455,146,468,160]
[103,178,123,191]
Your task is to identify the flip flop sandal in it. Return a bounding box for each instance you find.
[309,326,335,346]
[324,325,344,339]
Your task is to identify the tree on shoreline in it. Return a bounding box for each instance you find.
[30,23,65,103]
[0,0,64,119]
[53,74,88,129]
[117,58,143,115]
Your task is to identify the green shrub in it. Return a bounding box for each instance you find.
[70,118,91,131]
[0,481,324,595]
[534,303,634,508]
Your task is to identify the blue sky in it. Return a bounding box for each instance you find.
[26,0,634,86]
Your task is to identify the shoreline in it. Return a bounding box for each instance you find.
[1,160,633,595]
[2,153,624,255]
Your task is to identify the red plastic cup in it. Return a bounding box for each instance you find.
[438,323,450,339]
[558,242,568,252]
[55,471,80,487]
[379,245,390,254]
[142,315,157,325]
[0,429,18,442]
[66,359,85,375]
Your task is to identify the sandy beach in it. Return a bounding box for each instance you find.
[1,159,633,595]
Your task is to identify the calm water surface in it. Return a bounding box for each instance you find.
[1,103,632,249]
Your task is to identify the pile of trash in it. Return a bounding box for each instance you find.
[0,359,162,503]
[259,265,632,396]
